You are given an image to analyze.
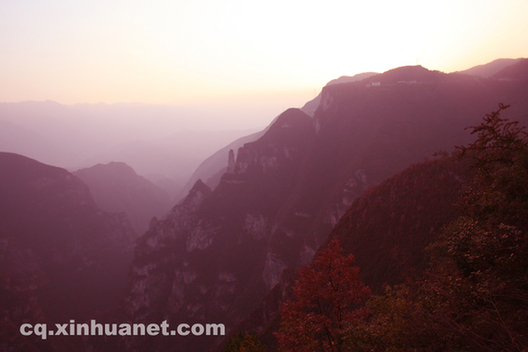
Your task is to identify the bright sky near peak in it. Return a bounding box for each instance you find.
[1,0,527,106]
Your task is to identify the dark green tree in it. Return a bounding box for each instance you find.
[350,105,528,352]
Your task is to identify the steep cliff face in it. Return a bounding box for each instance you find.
[222,63,528,350]
[255,65,528,293]
[179,130,267,201]
[122,109,315,351]
[229,156,473,352]
[122,65,528,351]
[328,157,474,292]
[0,152,136,349]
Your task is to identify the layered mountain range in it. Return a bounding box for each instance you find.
[74,162,172,234]
[120,61,528,351]
[231,155,473,351]
[0,101,259,199]
[2,58,528,351]
[179,72,380,200]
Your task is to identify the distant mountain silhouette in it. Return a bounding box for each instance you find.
[0,120,60,164]
[74,162,172,234]
[0,101,258,195]
[492,58,528,80]
[325,72,380,86]
[457,58,524,77]
[120,63,528,351]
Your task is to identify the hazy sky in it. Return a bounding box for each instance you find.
[1,0,528,107]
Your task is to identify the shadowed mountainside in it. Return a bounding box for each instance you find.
[178,130,267,202]
[229,155,474,351]
[121,108,315,351]
[120,64,528,352]
[74,162,172,234]
[0,152,136,350]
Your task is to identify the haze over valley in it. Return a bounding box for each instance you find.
[2,57,528,351]
[2,0,528,351]
[0,101,267,199]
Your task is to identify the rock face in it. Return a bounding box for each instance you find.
[178,130,267,202]
[74,162,172,234]
[122,65,528,351]
[0,152,136,349]
[300,72,379,117]
[122,108,315,351]
[230,156,474,352]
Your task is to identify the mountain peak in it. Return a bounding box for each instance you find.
[85,161,138,179]
[326,72,379,86]
[370,65,444,84]
[189,178,212,195]
[74,161,172,234]
[458,58,524,78]
[492,58,528,80]
[257,108,314,143]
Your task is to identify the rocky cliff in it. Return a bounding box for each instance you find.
[121,64,528,351]
[121,108,315,351]
[227,155,473,351]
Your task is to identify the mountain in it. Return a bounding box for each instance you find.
[322,156,474,292]
[0,120,59,164]
[0,101,260,196]
[492,58,528,80]
[178,72,380,203]
[83,129,260,197]
[178,130,266,202]
[122,108,315,351]
[120,63,528,351]
[229,155,474,351]
[300,72,379,117]
[0,152,136,349]
[457,58,524,77]
[74,162,172,234]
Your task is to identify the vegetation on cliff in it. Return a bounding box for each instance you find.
[230,105,528,352]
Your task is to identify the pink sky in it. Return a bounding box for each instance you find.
[1,0,528,107]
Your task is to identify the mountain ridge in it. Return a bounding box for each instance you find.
[0,152,136,349]
[3,58,528,351]
[120,62,528,351]
[74,161,172,234]
[457,57,524,77]
[226,155,474,351]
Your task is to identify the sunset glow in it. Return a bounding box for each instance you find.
[1,0,528,106]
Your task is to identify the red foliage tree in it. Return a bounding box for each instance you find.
[276,238,370,352]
